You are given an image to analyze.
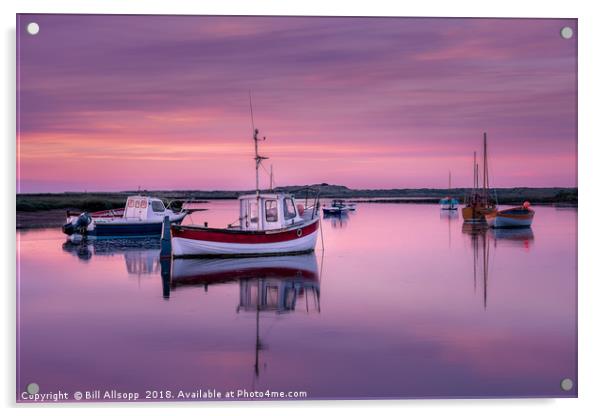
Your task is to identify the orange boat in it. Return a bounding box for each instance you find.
[462,133,496,222]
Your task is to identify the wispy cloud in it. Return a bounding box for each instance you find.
[17,15,577,192]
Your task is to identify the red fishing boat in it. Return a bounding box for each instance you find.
[171,102,320,258]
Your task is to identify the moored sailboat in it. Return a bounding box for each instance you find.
[462,133,496,222]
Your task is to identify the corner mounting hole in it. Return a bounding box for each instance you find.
[560,378,574,391]
[27,22,40,36]
[27,382,39,394]
[560,26,573,40]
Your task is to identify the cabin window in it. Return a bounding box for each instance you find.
[135,200,140,208]
[247,201,259,223]
[265,200,278,222]
[283,198,296,220]
[151,200,165,212]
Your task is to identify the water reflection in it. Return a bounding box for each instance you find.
[160,253,321,378]
[62,237,161,275]
[323,211,350,228]
[163,253,320,298]
[17,204,576,399]
[490,227,535,251]
[463,223,490,309]
[440,209,459,248]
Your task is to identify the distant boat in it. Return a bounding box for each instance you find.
[440,171,458,210]
[462,133,496,222]
[322,199,351,215]
[440,197,459,210]
[485,202,535,228]
[62,195,186,237]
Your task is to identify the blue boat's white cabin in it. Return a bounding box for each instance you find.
[62,195,187,237]
[123,196,171,221]
[238,193,309,231]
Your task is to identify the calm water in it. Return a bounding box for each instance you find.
[17,202,577,401]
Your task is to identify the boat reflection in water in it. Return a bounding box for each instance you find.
[62,237,161,276]
[323,211,350,229]
[462,223,537,309]
[489,227,535,251]
[160,253,321,377]
[462,223,491,309]
[162,253,321,311]
[440,208,459,248]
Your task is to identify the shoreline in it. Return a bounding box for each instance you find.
[16,199,577,230]
[16,185,578,212]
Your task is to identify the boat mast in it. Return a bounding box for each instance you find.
[473,151,477,196]
[482,132,488,206]
[249,93,268,230]
[253,127,261,197]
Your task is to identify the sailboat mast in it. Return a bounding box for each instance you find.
[482,132,488,206]
[473,151,477,193]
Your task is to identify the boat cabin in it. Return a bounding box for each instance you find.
[123,196,169,221]
[238,193,305,231]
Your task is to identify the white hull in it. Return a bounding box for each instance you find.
[172,228,319,257]
[172,253,318,280]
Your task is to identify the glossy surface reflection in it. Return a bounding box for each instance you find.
[17,203,577,400]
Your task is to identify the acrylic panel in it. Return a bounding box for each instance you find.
[16,14,577,402]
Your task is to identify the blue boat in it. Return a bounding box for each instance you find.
[63,196,187,237]
[439,197,459,211]
[440,171,459,210]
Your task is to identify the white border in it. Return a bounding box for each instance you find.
[3,1,601,415]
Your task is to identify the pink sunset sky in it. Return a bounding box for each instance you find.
[16,15,577,193]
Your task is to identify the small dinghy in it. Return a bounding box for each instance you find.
[62,196,187,237]
[485,202,535,228]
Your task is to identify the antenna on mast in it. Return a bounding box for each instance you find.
[248,90,256,134]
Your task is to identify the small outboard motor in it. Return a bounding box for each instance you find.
[62,212,92,235]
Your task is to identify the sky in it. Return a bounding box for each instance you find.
[16,15,577,193]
